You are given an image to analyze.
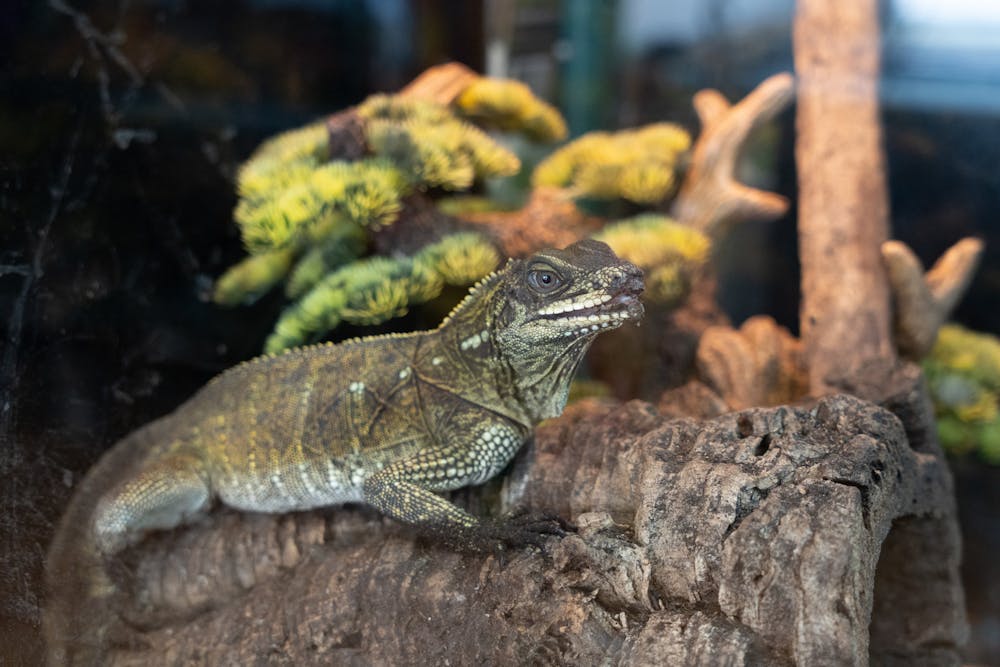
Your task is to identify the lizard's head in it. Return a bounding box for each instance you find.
[488,238,643,372]
[498,239,645,343]
[488,239,643,421]
[443,239,643,423]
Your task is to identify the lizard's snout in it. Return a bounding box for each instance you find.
[614,263,645,322]
[612,262,645,296]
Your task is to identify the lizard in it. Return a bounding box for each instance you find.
[44,238,643,664]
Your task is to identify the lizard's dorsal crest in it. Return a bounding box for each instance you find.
[208,263,513,387]
[435,261,512,330]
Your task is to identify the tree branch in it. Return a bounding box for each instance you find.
[671,72,794,238]
[882,237,984,359]
[794,0,894,393]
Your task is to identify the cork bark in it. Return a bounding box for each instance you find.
[794,0,895,393]
[80,383,964,666]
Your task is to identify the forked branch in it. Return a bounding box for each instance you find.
[882,237,984,359]
[671,72,795,238]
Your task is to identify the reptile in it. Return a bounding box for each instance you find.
[44,238,643,663]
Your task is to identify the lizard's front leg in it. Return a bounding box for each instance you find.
[361,420,565,550]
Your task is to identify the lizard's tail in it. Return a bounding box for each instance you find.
[43,431,150,666]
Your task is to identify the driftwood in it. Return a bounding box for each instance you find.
[670,72,793,238]
[89,382,963,665]
[794,0,895,393]
[695,315,807,410]
[882,238,984,359]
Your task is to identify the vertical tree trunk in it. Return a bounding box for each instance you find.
[794,0,895,393]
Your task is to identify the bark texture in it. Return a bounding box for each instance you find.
[83,384,964,666]
[695,315,807,410]
[794,0,895,393]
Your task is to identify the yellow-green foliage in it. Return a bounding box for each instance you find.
[286,220,367,299]
[213,247,296,306]
[414,232,500,286]
[455,78,567,142]
[235,158,408,253]
[266,256,434,353]
[310,159,409,227]
[252,122,330,164]
[357,94,453,125]
[237,156,318,205]
[233,94,522,255]
[234,127,324,251]
[924,324,1000,463]
[533,123,691,204]
[236,123,326,191]
[265,233,499,352]
[359,95,521,190]
[567,379,612,404]
[594,215,710,304]
[224,87,530,310]
[336,257,439,325]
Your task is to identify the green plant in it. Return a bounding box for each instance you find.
[214,68,708,353]
[924,324,1000,463]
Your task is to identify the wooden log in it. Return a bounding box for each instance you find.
[794,0,895,393]
[60,388,964,665]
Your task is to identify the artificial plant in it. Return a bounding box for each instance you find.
[214,64,781,354]
[924,324,1000,463]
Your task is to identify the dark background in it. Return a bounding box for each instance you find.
[2,1,998,663]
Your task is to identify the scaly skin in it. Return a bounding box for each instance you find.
[44,239,643,663]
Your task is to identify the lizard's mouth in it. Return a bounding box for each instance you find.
[536,271,645,334]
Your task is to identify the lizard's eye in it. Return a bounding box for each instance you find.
[527,268,562,293]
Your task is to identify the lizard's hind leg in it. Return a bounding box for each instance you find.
[93,453,212,555]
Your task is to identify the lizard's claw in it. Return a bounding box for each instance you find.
[481,510,573,550]
[424,510,573,555]
[507,507,576,533]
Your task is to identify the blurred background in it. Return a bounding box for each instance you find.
[2,0,998,663]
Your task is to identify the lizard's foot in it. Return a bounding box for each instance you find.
[502,507,576,541]
[417,510,572,554]
[466,510,573,554]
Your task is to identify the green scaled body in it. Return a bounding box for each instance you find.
[45,240,642,666]
[59,240,644,556]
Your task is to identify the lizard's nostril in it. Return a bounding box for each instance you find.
[612,265,644,291]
